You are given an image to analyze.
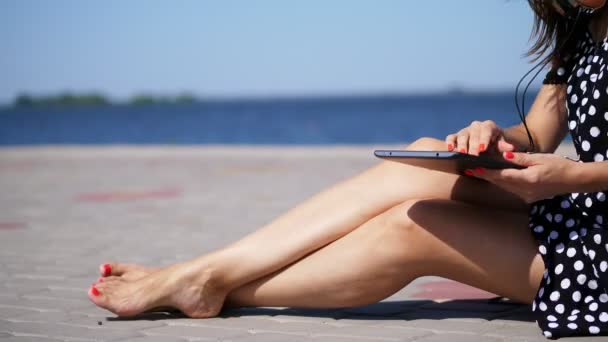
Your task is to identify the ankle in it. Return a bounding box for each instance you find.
[175,256,230,292]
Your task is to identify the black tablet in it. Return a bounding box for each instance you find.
[374,150,525,175]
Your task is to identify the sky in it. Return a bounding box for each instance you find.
[1,0,541,103]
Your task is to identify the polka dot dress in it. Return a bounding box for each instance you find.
[531,20,608,339]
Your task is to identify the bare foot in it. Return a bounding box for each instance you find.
[99,262,158,282]
[89,262,227,318]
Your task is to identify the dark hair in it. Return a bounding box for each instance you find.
[526,0,582,66]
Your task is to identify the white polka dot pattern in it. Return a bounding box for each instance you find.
[534,22,608,339]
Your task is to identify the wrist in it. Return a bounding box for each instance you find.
[567,160,608,193]
[503,125,534,152]
[565,160,586,192]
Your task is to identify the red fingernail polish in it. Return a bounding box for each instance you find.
[102,264,111,276]
[479,144,485,152]
[505,151,514,160]
[475,167,485,175]
[447,144,454,151]
[91,285,100,296]
[97,277,104,283]
[459,148,466,153]
[464,169,474,176]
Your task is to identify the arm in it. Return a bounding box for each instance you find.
[502,84,569,153]
[570,161,608,193]
[445,84,569,156]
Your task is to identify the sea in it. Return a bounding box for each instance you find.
[0,91,539,145]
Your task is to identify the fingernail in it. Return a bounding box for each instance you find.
[459,148,467,153]
[505,151,514,160]
[475,167,485,175]
[447,144,454,151]
[102,264,111,277]
[464,169,474,176]
[97,277,104,283]
[479,144,485,152]
[91,285,100,296]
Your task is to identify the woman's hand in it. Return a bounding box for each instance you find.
[467,151,581,203]
[445,120,517,156]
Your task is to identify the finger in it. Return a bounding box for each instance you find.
[497,138,516,153]
[466,167,499,182]
[478,121,498,154]
[496,168,528,182]
[468,121,482,156]
[456,131,470,154]
[463,167,488,177]
[503,151,538,167]
[445,134,457,151]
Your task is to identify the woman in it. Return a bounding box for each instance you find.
[87,0,608,338]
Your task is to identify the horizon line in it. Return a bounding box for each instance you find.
[0,87,540,107]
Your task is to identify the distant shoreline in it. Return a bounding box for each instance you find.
[2,88,537,109]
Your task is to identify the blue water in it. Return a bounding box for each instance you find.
[0,92,536,145]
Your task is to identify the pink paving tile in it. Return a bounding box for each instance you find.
[410,280,497,300]
[76,188,182,202]
[0,222,27,230]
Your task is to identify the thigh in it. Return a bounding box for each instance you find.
[227,199,544,308]
[403,199,544,304]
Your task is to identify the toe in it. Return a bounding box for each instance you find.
[99,262,132,277]
[99,263,113,277]
[99,262,152,278]
[97,276,122,284]
[87,284,104,305]
[87,283,122,314]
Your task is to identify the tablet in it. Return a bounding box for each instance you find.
[374,150,525,175]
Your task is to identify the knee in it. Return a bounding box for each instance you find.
[352,199,428,282]
[378,199,422,243]
[405,137,446,151]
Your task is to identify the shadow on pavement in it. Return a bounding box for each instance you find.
[107,297,534,323]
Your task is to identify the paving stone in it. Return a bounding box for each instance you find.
[312,336,404,342]
[0,306,41,319]
[142,325,249,340]
[229,331,311,342]
[329,316,407,327]
[482,322,547,338]
[414,333,502,342]
[505,336,555,342]
[385,318,496,335]
[398,309,500,322]
[0,336,66,342]
[121,336,189,342]
[0,320,142,341]
[311,325,432,341]
[10,310,169,330]
[167,318,340,336]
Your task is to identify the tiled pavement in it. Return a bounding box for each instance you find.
[1,144,601,341]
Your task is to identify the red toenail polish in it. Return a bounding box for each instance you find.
[447,144,454,151]
[479,144,486,152]
[464,169,474,176]
[91,285,100,296]
[459,148,466,153]
[505,151,514,160]
[102,264,111,276]
[475,167,485,175]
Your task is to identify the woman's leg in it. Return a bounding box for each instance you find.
[90,138,532,316]
[89,199,542,317]
[225,199,542,308]
[104,137,525,289]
